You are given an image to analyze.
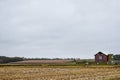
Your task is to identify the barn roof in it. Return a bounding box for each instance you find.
[95,52,107,56]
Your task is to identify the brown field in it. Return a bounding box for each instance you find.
[8,60,72,64]
[0,66,120,80]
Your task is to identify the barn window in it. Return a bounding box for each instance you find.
[99,56,102,60]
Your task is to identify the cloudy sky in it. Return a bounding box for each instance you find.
[0,0,120,58]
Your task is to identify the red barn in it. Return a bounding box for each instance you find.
[95,52,108,63]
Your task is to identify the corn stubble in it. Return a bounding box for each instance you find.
[0,66,120,80]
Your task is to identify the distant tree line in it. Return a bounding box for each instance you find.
[24,58,79,60]
[113,54,120,61]
[0,56,23,63]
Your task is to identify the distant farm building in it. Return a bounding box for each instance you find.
[95,52,113,64]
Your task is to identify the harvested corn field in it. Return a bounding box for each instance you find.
[0,66,120,80]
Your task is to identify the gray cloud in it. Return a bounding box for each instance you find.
[0,0,120,58]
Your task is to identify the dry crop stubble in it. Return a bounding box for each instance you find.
[0,66,120,80]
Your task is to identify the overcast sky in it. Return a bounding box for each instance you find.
[0,0,120,58]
